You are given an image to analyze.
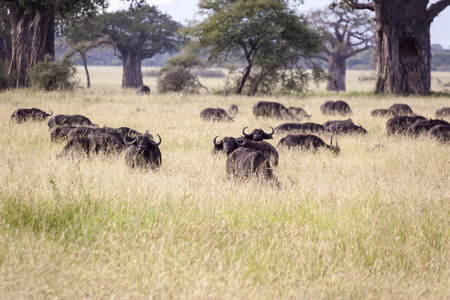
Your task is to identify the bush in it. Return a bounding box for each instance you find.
[157,65,200,94]
[28,55,78,91]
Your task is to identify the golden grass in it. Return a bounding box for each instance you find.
[0,68,449,298]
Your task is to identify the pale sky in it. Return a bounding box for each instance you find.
[108,0,450,48]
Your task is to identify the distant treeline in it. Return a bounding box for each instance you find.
[56,40,450,72]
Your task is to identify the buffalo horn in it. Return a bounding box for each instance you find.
[213,136,222,146]
[265,126,274,136]
[149,134,162,146]
[48,110,53,116]
[242,127,251,138]
[236,136,247,146]
[123,135,136,145]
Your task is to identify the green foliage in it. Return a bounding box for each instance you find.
[28,55,78,91]
[183,0,324,95]
[158,52,207,93]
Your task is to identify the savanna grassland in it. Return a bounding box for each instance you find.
[0,68,449,299]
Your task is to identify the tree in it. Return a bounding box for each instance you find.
[95,5,181,88]
[309,6,375,92]
[0,7,11,63]
[183,0,324,95]
[340,0,450,95]
[2,0,110,88]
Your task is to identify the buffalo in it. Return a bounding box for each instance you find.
[274,122,324,134]
[388,103,415,116]
[288,107,311,119]
[50,125,77,142]
[323,118,367,135]
[124,132,162,170]
[58,133,127,158]
[11,107,53,123]
[406,119,450,137]
[228,104,239,115]
[429,125,450,141]
[252,101,298,120]
[67,126,144,140]
[242,127,274,141]
[136,85,150,95]
[277,134,340,154]
[371,109,396,117]
[386,115,427,135]
[200,108,234,122]
[320,100,352,116]
[236,137,279,167]
[435,107,450,117]
[48,114,98,129]
[226,148,276,183]
[212,136,242,156]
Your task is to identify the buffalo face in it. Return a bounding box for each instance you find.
[242,127,274,141]
[124,133,162,170]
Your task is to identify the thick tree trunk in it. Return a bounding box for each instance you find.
[326,54,346,92]
[120,49,143,88]
[374,1,431,95]
[80,51,90,89]
[8,3,55,88]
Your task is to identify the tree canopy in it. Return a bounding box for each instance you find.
[183,0,325,95]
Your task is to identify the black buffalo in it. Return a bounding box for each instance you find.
[288,107,311,119]
[252,101,298,120]
[406,119,450,137]
[323,118,367,135]
[67,126,144,140]
[228,104,239,115]
[435,107,450,117]
[371,109,396,117]
[136,85,150,95]
[242,127,274,141]
[11,108,53,123]
[226,148,275,183]
[58,133,127,158]
[200,108,234,122]
[124,133,162,170]
[386,116,427,135]
[320,100,352,116]
[274,122,324,134]
[50,125,77,142]
[236,137,279,167]
[48,114,98,129]
[277,134,340,154]
[429,125,450,141]
[388,103,415,116]
[212,136,242,156]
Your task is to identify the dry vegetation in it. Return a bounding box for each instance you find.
[0,67,449,298]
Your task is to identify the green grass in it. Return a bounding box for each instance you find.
[0,68,449,298]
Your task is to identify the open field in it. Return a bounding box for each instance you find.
[0,68,449,298]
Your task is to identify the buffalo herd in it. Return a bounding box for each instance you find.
[10,100,450,185]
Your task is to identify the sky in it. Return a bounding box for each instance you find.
[108,0,450,48]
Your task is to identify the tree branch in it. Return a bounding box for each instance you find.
[427,0,450,23]
[343,0,375,11]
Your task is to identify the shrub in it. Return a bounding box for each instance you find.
[157,65,201,94]
[28,55,78,91]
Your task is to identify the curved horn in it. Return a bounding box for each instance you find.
[242,127,251,137]
[265,126,274,136]
[149,134,162,146]
[236,136,247,146]
[213,136,222,146]
[123,135,136,145]
[48,110,53,116]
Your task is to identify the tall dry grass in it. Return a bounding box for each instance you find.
[0,68,449,298]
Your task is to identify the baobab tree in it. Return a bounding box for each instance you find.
[309,6,375,92]
[339,0,450,95]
